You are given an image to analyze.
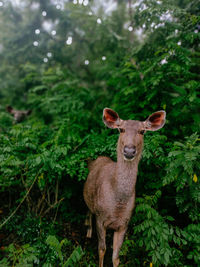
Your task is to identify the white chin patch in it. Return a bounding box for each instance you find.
[124,156,135,161]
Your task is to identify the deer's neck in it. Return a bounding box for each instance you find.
[114,148,141,201]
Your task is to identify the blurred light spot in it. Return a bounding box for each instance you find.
[31,2,39,9]
[160,11,172,22]
[161,58,167,65]
[73,0,78,4]
[47,52,52,57]
[0,2,3,7]
[175,29,178,34]
[194,29,198,33]
[42,11,47,16]
[140,4,147,11]
[56,4,61,9]
[35,29,40,34]
[79,0,83,4]
[159,22,165,27]
[88,11,92,15]
[51,30,56,36]
[102,56,106,61]
[151,22,155,28]
[177,41,181,46]
[97,18,102,24]
[83,0,89,6]
[157,1,161,4]
[84,60,89,65]
[142,24,146,28]
[43,58,48,63]
[33,41,39,46]
[66,36,73,45]
[136,28,142,35]
[42,21,51,32]
[128,26,133,31]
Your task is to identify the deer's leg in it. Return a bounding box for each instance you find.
[112,227,127,267]
[96,218,106,267]
[85,210,92,238]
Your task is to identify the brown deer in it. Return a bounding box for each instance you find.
[6,106,32,123]
[83,108,166,267]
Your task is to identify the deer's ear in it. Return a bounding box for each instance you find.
[6,106,13,114]
[26,110,32,116]
[103,108,122,129]
[144,110,166,131]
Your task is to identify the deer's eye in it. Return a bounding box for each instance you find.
[119,128,125,133]
[138,130,145,135]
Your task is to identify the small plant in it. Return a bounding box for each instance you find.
[0,243,39,267]
[45,235,84,267]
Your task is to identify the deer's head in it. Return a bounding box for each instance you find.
[103,108,166,161]
[6,106,32,123]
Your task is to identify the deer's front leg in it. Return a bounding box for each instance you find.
[112,227,127,267]
[96,218,106,267]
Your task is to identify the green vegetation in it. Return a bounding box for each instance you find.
[0,0,199,266]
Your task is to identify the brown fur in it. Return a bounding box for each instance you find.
[83,108,166,267]
[6,106,32,123]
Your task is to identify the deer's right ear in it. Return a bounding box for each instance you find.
[103,108,122,129]
[6,106,13,114]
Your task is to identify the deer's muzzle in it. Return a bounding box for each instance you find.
[123,146,136,160]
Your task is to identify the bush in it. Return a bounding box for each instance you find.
[0,0,199,266]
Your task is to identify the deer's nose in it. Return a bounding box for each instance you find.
[124,146,136,159]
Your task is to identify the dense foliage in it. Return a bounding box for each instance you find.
[0,0,199,266]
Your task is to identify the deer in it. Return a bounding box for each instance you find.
[83,108,166,267]
[6,106,32,123]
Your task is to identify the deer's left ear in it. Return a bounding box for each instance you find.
[26,110,32,116]
[144,110,166,131]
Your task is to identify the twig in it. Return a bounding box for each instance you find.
[55,180,58,203]
[47,188,51,205]
[53,198,62,224]
[73,134,90,152]
[0,173,39,229]
[42,198,64,216]
[21,175,32,213]
[36,189,46,215]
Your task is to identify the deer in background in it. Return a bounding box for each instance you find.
[83,108,166,267]
[6,106,32,123]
